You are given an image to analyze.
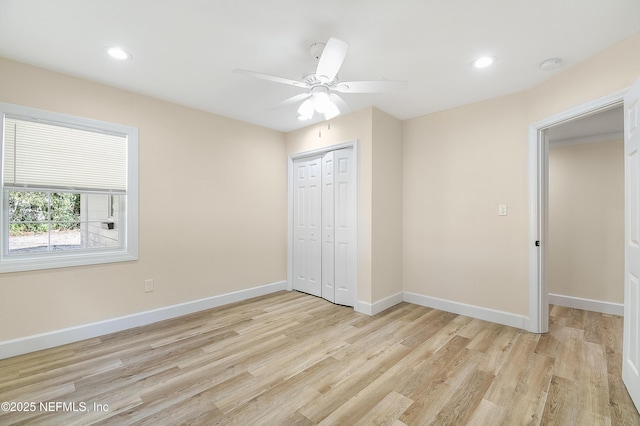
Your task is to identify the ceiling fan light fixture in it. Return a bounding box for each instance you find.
[313,91,332,113]
[296,91,341,121]
[323,101,340,120]
[297,98,314,120]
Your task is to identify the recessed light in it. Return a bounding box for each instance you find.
[472,56,496,69]
[107,46,131,60]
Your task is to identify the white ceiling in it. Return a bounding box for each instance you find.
[0,0,639,132]
[548,106,624,145]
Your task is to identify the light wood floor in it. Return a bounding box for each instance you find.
[0,291,638,425]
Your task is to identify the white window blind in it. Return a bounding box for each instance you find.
[3,117,127,192]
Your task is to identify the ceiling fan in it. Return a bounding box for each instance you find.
[233,37,408,121]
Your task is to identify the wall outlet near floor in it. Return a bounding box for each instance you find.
[498,204,508,216]
[144,279,154,293]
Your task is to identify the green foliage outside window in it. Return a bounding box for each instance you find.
[8,192,81,235]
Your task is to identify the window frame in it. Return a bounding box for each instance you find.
[0,102,138,272]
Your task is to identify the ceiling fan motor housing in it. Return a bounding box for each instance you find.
[302,73,338,88]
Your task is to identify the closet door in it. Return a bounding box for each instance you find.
[333,148,356,306]
[322,152,336,302]
[291,148,355,307]
[292,155,322,297]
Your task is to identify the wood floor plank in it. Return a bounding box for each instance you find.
[477,326,521,375]
[567,307,586,329]
[312,315,476,424]
[397,347,481,424]
[298,342,413,423]
[0,292,638,425]
[350,391,414,426]
[311,349,420,424]
[464,321,504,353]
[583,309,605,345]
[482,332,555,425]
[220,356,337,425]
[466,398,506,425]
[579,340,611,421]
[431,368,494,425]
[400,310,457,348]
[398,335,470,400]
[541,375,579,425]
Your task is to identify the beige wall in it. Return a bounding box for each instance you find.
[548,139,624,303]
[403,93,530,314]
[371,108,403,301]
[402,31,640,317]
[0,57,287,341]
[526,32,640,122]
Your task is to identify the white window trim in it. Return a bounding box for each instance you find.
[0,102,138,273]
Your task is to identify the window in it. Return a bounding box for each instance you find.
[0,102,138,272]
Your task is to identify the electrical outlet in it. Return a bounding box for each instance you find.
[144,279,154,293]
[498,204,508,216]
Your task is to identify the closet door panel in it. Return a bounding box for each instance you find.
[292,156,322,297]
[333,148,356,306]
[322,151,336,302]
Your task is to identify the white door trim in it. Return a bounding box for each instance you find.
[528,89,627,333]
[622,76,640,411]
[287,140,358,302]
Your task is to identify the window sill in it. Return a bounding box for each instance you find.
[0,249,138,273]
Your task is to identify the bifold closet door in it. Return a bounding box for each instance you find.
[321,149,356,306]
[293,148,355,307]
[321,152,336,302]
[292,155,322,297]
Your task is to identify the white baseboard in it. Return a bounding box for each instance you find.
[354,300,372,315]
[403,292,528,330]
[355,292,404,316]
[0,281,287,360]
[549,293,624,316]
[358,292,527,329]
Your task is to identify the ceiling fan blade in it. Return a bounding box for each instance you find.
[274,92,312,108]
[334,80,408,93]
[329,93,351,113]
[233,68,308,88]
[316,38,349,83]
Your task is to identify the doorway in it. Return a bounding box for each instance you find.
[528,90,626,333]
[287,142,357,307]
[530,78,640,411]
[547,106,624,314]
